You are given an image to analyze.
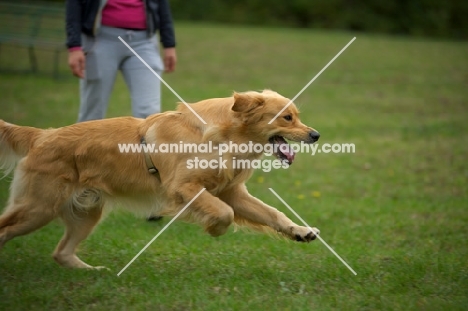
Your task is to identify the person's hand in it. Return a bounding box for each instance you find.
[68,49,86,79]
[163,47,177,73]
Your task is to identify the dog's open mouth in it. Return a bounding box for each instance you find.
[269,135,295,165]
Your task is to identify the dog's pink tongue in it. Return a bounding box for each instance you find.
[280,143,295,164]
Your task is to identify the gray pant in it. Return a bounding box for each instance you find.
[78,26,164,122]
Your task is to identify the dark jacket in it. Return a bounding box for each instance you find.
[66,0,176,49]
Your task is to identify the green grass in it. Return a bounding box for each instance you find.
[1,23,467,310]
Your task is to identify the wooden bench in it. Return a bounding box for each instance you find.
[0,2,66,78]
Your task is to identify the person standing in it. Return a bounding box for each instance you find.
[66,0,175,221]
[66,0,177,122]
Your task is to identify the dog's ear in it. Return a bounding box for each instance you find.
[231,92,264,113]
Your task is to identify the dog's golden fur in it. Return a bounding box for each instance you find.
[0,90,320,269]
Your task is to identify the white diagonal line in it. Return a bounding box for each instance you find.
[117,188,206,276]
[269,37,356,124]
[118,36,207,124]
[268,188,357,275]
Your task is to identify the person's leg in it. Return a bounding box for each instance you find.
[121,35,164,119]
[121,33,164,221]
[77,31,120,122]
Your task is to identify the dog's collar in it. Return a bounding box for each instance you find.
[140,136,158,175]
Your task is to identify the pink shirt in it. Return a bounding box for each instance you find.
[101,0,147,30]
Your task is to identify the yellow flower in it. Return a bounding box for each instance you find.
[311,191,321,198]
[257,176,264,184]
[297,194,305,199]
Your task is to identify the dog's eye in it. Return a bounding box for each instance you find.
[283,115,293,121]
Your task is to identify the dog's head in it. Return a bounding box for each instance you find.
[231,90,320,164]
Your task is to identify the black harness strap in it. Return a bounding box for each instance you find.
[140,136,159,175]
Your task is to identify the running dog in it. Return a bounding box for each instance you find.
[0,90,320,269]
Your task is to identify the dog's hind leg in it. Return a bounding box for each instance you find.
[0,169,58,250]
[53,189,105,269]
[0,202,57,250]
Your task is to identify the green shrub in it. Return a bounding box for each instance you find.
[169,0,467,39]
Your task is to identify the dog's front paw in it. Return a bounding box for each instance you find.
[290,226,320,242]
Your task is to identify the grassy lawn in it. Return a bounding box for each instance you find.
[1,23,467,310]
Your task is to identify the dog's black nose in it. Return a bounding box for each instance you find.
[309,131,320,142]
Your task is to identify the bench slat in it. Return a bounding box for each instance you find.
[0,2,67,77]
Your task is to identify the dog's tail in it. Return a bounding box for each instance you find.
[0,119,42,176]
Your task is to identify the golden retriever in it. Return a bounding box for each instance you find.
[0,90,320,269]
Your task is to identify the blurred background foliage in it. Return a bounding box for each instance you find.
[41,0,468,39]
[167,0,467,39]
